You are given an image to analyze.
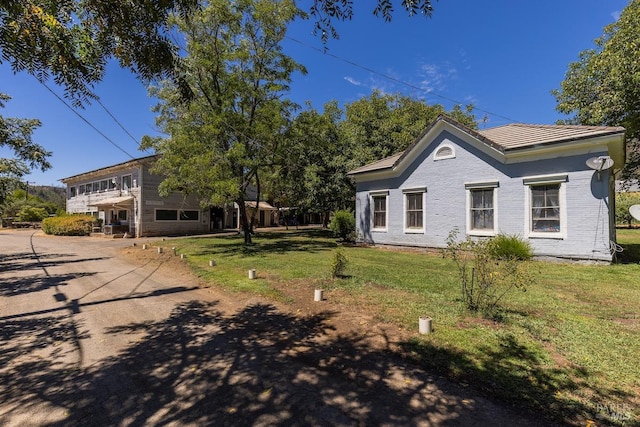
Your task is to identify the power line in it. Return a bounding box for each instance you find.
[39,81,137,159]
[285,35,520,124]
[95,98,152,154]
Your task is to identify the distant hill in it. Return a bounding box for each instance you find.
[30,185,66,209]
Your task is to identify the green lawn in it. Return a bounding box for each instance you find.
[157,228,639,426]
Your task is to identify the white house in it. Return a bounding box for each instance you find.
[348,115,626,262]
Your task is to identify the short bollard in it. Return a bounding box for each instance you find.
[143,244,148,250]
[172,247,177,256]
[419,316,432,334]
[249,269,256,279]
[180,254,186,259]
[209,259,216,267]
[314,289,323,302]
[157,247,163,254]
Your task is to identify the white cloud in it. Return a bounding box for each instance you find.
[611,10,621,21]
[343,76,362,86]
[417,62,458,93]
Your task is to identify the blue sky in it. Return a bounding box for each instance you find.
[0,0,630,186]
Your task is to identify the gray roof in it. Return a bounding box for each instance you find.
[477,123,625,150]
[348,116,625,176]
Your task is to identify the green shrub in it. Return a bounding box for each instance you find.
[15,206,49,222]
[329,209,355,241]
[444,229,533,315]
[488,234,533,260]
[331,247,348,278]
[42,215,96,236]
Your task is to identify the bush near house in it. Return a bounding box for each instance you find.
[329,209,355,241]
[42,215,96,236]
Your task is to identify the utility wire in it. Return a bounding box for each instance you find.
[285,35,520,124]
[95,98,153,154]
[39,81,136,159]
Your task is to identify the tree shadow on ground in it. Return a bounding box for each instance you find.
[191,230,339,259]
[0,252,108,273]
[0,301,548,427]
[615,243,640,264]
[0,272,97,298]
[399,333,635,426]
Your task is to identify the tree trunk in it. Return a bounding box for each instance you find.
[237,197,252,245]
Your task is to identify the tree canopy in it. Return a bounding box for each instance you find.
[141,0,305,244]
[0,93,50,206]
[553,0,640,177]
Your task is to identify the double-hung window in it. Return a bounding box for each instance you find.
[403,187,426,233]
[370,191,388,231]
[524,174,567,238]
[465,181,498,236]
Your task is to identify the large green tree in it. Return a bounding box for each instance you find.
[141,0,305,244]
[553,0,640,177]
[266,100,351,226]
[0,93,50,207]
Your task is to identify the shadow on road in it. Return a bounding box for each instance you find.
[0,300,540,426]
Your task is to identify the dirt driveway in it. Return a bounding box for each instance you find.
[0,229,550,426]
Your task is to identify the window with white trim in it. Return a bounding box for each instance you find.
[471,188,494,229]
[530,184,560,232]
[465,181,498,236]
[403,187,426,233]
[370,191,388,231]
[523,174,567,238]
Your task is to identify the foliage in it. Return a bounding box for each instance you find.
[41,214,95,236]
[1,186,62,218]
[329,209,355,241]
[488,233,533,261]
[553,0,640,178]
[0,0,197,105]
[1,1,438,105]
[330,246,348,278]
[0,93,51,206]
[615,192,640,227]
[141,0,305,245]
[15,205,48,222]
[444,229,533,315]
[310,0,436,44]
[266,100,352,223]
[339,91,476,170]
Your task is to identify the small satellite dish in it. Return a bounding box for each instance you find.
[586,156,614,171]
[586,156,614,181]
[630,204,640,221]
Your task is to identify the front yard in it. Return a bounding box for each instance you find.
[156,228,639,426]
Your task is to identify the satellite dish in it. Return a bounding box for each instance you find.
[630,205,640,221]
[586,156,614,171]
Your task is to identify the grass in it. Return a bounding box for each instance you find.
[157,228,639,426]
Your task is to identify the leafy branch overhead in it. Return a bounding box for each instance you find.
[1,1,437,104]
